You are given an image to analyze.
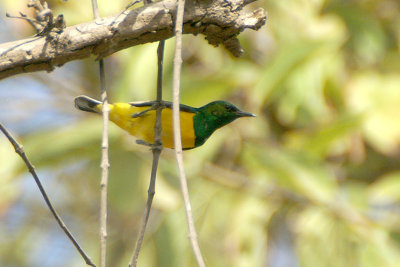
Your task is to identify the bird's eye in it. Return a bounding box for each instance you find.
[226,106,234,112]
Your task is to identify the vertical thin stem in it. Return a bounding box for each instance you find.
[91,0,100,19]
[129,40,165,267]
[0,123,96,267]
[91,1,109,267]
[129,151,160,267]
[98,59,109,267]
[172,1,206,267]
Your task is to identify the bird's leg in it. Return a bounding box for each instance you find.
[136,139,163,151]
[131,107,155,118]
[134,101,165,150]
[131,101,166,118]
[136,139,153,147]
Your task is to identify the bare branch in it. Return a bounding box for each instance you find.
[129,39,165,267]
[0,123,96,267]
[90,0,110,266]
[172,0,206,266]
[98,59,109,267]
[0,0,266,80]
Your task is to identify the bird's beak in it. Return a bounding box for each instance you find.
[236,110,256,117]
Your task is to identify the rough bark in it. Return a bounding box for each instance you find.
[0,0,266,80]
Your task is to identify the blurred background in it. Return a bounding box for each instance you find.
[1,0,400,266]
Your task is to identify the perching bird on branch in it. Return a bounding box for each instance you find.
[74,95,255,150]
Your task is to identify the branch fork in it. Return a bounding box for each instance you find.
[6,0,65,37]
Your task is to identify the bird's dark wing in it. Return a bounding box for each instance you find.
[129,100,197,113]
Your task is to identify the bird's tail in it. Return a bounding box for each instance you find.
[74,95,102,113]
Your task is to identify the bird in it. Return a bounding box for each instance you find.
[74,95,255,150]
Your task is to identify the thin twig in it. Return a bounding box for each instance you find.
[0,123,96,267]
[91,0,100,19]
[91,1,110,267]
[129,40,165,267]
[98,59,109,267]
[172,0,206,266]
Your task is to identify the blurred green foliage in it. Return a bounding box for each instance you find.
[1,0,400,266]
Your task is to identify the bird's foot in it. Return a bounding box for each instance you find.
[136,139,163,151]
[131,107,154,118]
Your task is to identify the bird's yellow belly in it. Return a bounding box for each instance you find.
[108,103,196,149]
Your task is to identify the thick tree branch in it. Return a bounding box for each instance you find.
[0,0,266,80]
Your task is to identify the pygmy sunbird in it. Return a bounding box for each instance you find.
[74,95,255,150]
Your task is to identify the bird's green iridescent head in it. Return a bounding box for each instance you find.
[192,101,255,147]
